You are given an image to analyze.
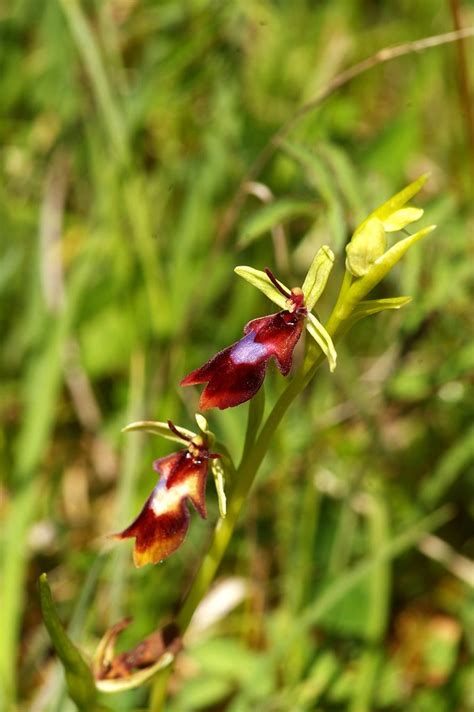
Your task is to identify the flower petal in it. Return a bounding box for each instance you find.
[246,311,305,375]
[199,359,268,411]
[382,206,424,232]
[115,452,209,566]
[359,174,428,228]
[181,309,306,410]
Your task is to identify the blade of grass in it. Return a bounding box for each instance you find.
[299,505,452,634]
[420,423,474,507]
[58,0,167,333]
[108,351,146,623]
[284,467,323,686]
[216,27,474,247]
[57,0,128,162]
[0,260,92,706]
[348,495,391,712]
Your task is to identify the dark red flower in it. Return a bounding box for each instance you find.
[114,422,219,567]
[181,270,307,410]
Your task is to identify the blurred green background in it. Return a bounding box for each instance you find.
[1,1,473,710]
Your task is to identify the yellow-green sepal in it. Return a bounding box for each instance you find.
[305,312,337,372]
[121,420,196,443]
[301,245,335,310]
[234,266,289,309]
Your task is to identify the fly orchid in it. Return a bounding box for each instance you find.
[114,421,220,567]
[181,247,337,411]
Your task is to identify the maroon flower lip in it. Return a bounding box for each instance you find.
[113,422,219,567]
[181,270,307,411]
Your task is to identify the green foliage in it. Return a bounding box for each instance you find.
[1,1,473,711]
[39,574,111,712]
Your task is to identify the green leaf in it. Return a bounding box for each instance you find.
[420,423,474,507]
[172,673,234,710]
[305,313,337,372]
[345,296,412,329]
[301,246,334,310]
[238,199,316,248]
[317,141,366,224]
[39,574,111,712]
[122,420,196,443]
[281,141,346,248]
[234,266,289,309]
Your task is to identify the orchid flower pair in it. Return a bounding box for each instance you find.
[116,175,434,567]
[116,251,337,566]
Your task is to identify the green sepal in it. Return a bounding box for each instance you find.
[211,458,227,518]
[347,225,436,307]
[305,312,337,372]
[301,246,335,310]
[39,574,112,712]
[122,420,196,443]
[382,207,424,232]
[234,266,289,309]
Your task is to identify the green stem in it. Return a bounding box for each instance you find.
[240,386,265,464]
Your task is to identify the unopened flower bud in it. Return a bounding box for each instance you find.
[345,217,386,277]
